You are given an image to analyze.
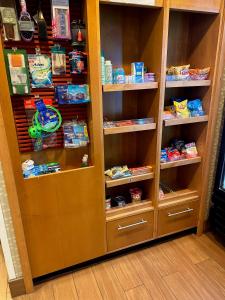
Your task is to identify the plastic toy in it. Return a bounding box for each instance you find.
[28,98,62,139]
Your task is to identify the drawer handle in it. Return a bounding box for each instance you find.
[168,208,194,217]
[118,219,148,231]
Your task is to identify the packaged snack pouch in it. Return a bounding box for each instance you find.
[167,65,190,75]
[174,99,190,118]
[167,148,181,161]
[188,99,205,117]
[189,67,210,80]
[185,142,198,158]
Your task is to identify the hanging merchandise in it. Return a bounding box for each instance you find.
[51,44,66,75]
[0,0,20,41]
[28,48,53,88]
[55,84,90,105]
[51,0,71,40]
[69,50,87,74]
[33,0,47,40]
[63,120,89,148]
[26,98,62,151]
[18,0,34,42]
[4,48,30,95]
[71,19,86,47]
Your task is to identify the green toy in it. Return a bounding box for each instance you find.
[28,100,62,139]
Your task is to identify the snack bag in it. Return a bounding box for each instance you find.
[185,143,198,158]
[189,67,210,80]
[188,99,205,117]
[167,148,181,161]
[174,99,190,118]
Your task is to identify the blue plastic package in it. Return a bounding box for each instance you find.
[188,99,205,117]
[55,84,90,104]
[63,121,89,148]
[161,149,168,163]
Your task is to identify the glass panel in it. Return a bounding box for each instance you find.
[220,158,225,192]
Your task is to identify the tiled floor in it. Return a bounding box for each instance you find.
[1,233,225,299]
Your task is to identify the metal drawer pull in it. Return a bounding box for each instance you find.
[118,219,148,231]
[168,208,194,217]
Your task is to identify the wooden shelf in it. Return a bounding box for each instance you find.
[166,80,211,88]
[103,82,158,92]
[170,0,220,13]
[105,172,154,188]
[104,122,156,135]
[159,189,199,209]
[106,200,153,221]
[24,166,94,180]
[164,115,208,127]
[160,157,201,170]
[100,0,163,7]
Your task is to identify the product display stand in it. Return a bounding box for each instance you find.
[0,0,225,295]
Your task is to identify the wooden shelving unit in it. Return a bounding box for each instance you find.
[0,0,224,293]
[164,116,208,127]
[166,80,211,88]
[105,172,154,188]
[103,82,158,92]
[104,122,156,135]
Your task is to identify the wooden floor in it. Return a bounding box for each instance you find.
[1,233,225,299]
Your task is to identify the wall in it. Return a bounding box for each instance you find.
[0,162,22,280]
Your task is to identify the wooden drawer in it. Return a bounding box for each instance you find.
[107,211,154,252]
[157,200,199,237]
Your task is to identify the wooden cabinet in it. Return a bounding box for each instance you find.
[107,211,154,252]
[0,0,224,293]
[157,200,199,237]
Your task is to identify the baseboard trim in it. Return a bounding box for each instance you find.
[9,277,26,298]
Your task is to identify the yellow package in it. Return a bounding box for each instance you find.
[174,100,190,118]
[167,65,190,75]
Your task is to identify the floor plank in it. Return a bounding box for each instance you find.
[92,261,126,300]
[0,246,10,300]
[110,254,142,291]
[52,274,78,300]
[142,244,177,277]
[125,285,152,300]
[161,239,225,299]
[28,282,54,300]
[0,233,225,300]
[197,259,225,297]
[194,234,225,269]
[130,252,176,300]
[163,272,199,300]
[173,235,209,264]
[73,267,102,300]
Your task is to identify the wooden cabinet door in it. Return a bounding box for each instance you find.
[22,167,106,278]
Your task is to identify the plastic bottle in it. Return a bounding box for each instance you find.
[105,60,113,84]
[101,51,105,84]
